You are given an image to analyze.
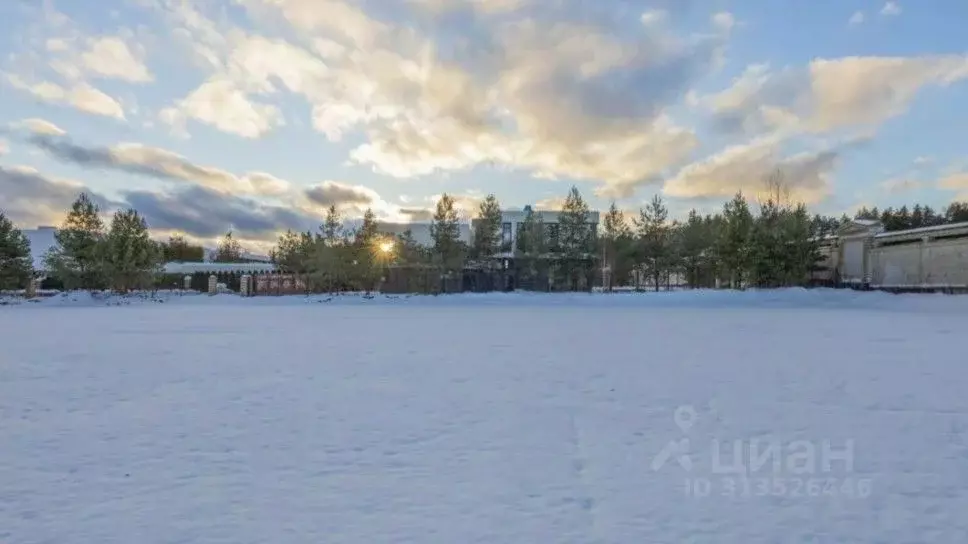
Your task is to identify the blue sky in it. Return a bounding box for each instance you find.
[1,0,967,249]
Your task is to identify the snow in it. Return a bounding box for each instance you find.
[2,289,967,542]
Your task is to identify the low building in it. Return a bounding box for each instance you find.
[816,219,968,291]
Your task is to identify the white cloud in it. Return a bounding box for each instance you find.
[160,78,283,139]
[641,9,667,26]
[10,118,67,136]
[849,11,865,25]
[712,12,735,32]
[881,2,901,16]
[146,0,725,197]
[701,55,968,138]
[79,36,153,83]
[0,5,150,119]
[662,136,842,204]
[4,74,125,119]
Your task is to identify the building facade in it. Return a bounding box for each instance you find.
[474,206,601,257]
[816,219,968,291]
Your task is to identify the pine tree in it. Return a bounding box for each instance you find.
[716,192,754,288]
[103,209,161,292]
[274,229,314,272]
[946,202,968,223]
[557,186,593,290]
[635,195,674,291]
[430,194,462,269]
[45,193,106,290]
[213,231,243,262]
[471,194,502,260]
[0,211,33,290]
[600,202,632,290]
[515,206,546,287]
[322,205,344,246]
[679,210,714,288]
[164,234,205,262]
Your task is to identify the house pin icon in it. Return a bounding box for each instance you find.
[650,405,697,472]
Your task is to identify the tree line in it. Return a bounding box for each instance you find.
[4,175,968,293]
[0,194,252,291]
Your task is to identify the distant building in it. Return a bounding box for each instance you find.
[377,222,472,247]
[471,206,601,257]
[23,226,58,272]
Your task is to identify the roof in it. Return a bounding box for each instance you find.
[162,262,277,274]
[874,220,968,243]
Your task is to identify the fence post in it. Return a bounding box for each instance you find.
[240,274,251,297]
[183,275,192,291]
[208,274,217,295]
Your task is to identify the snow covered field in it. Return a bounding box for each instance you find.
[2,290,967,543]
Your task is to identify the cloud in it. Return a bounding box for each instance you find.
[939,171,968,199]
[711,12,735,32]
[27,134,292,196]
[4,74,125,119]
[76,36,153,83]
[701,55,968,138]
[0,165,111,227]
[640,9,667,26]
[848,11,865,25]
[9,118,67,136]
[145,0,725,198]
[0,4,150,119]
[122,185,316,241]
[880,2,901,16]
[0,162,321,243]
[159,78,284,140]
[662,137,851,204]
[304,181,380,209]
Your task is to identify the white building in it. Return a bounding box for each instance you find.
[477,206,601,257]
[23,226,58,272]
[377,222,472,247]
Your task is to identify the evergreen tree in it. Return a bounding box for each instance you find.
[0,211,32,290]
[430,194,462,269]
[322,205,344,246]
[274,229,314,272]
[678,210,714,288]
[164,234,205,262]
[749,199,786,287]
[946,202,968,223]
[716,192,754,288]
[634,195,675,291]
[213,231,243,262]
[515,206,546,286]
[600,202,633,290]
[103,209,161,291]
[471,194,502,259]
[350,208,381,291]
[557,186,593,289]
[45,193,106,290]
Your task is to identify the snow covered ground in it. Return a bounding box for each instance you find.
[2,290,967,543]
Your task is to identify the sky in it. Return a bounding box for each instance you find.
[1,0,967,250]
